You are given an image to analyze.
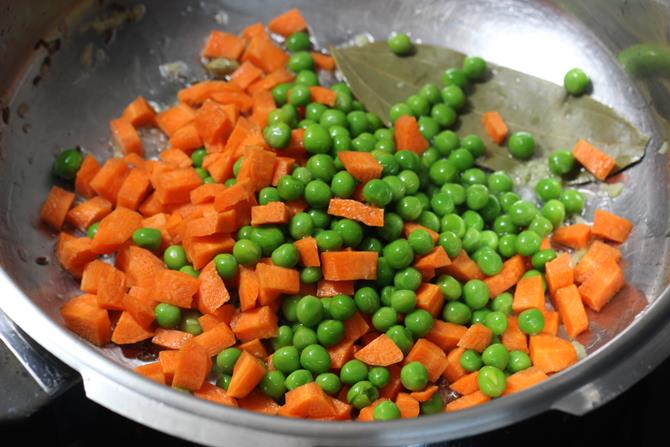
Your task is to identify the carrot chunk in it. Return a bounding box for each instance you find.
[482,111,508,144]
[484,255,525,297]
[327,198,384,227]
[91,207,142,254]
[251,201,289,226]
[110,118,143,156]
[512,275,546,313]
[545,252,574,297]
[172,340,212,391]
[445,391,490,412]
[231,306,278,341]
[572,139,616,181]
[75,155,101,198]
[60,294,111,346]
[227,350,267,399]
[529,334,577,373]
[555,284,589,338]
[404,339,447,382]
[354,334,404,366]
[578,259,624,311]
[268,8,308,37]
[337,151,383,183]
[503,366,548,395]
[202,31,245,59]
[552,223,591,249]
[321,251,378,281]
[394,115,429,154]
[457,323,493,353]
[294,237,320,267]
[426,320,467,351]
[591,209,633,243]
[40,186,75,230]
[122,96,156,127]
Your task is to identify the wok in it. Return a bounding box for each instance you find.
[1,0,670,445]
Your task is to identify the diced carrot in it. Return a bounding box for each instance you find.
[457,323,493,353]
[190,183,226,205]
[96,265,126,310]
[445,391,491,412]
[268,8,308,36]
[251,202,289,226]
[138,192,165,217]
[160,148,193,168]
[155,103,196,137]
[89,158,130,204]
[201,30,245,59]
[450,371,479,396]
[230,61,263,90]
[193,382,238,407]
[236,146,277,192]
[574,240,621,283]
[40,186,75,230]
[210,90,253,114]
[280,382,339,419]
[501,316,528,353]
[337,151,383,183]
[238,389,280,415]
[235,266,258,311]
[158,350,179,383]
[231,306,278,342]
[327,339,354,369]
[246,68,294,96]
[121,292,155,329]
[91,207,142,254]
[123,152,147,170]
[405,339,447,382]
[552,223,591,249]
[239,338,268,359]
[271,157,295,187]
[354,334,404,367]
[227,350,267,399]
[572,139,617,181]
[111,311,154,344]
[294,237,320,267]
[512,275,546,313]
[115,245,163,288]
[545,252,574,298]
[316,279,354,297]
[578,259,624,311]
[484,255,526,297]
[409,385,438,402]
[327,198,385,227]
[308,86,336,107]
[75,155,101,198]
[172,340,212,391]
[503,366,549,395]
[116,168,152,210]
[311,52,336,71]
[591,209,633,243]
[426,320,467,351]
[177,81,241,107]
[197,261,230,315]
[56,234,98,277]
[343,311,370,342]
[481,111,508,145]
[66,196,112,231]
[529,334,577,373]
[541,310,559,336]
[154,269,200,308]
[394,115,429,154]
[198,314,223,332]
[321,251,378,281]
[414,246,451,281]
[555,284,589,339]
[152,329,193,350]
[395,393,420,418]
[403,222,440,243]
[60,294,111,346]
[256,262,300,297]
[415,283,444,317]
[81,259,114,293]
[122,96,155,127]
[185,210,237,239]
[110,118,143,156]
[193,100,233,146]
[207,152,237,183]
[184,233,235,270]
[154,168,202,205]
[443,348,466,382]
[193,321,236,357]
[440,250,485,282]
[540,237,552,251]
[243,33,289,73]
[134,362,165,384]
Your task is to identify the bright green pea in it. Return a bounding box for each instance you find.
[518,308,545,335]
[272,325,294,351]
[191,148,206,167]
[307,154,336,182]
[340,359,369,385]
[418,116,440,140]
[420,393,444,415]
[383,239,415,269]
[164,245,187,270]
[315,229,343,252]
[400,361,429,391]
[216,347,241,374]
[443,301,471,324]
[260,370,287,400]
[463,280,490,310]
[132,228,162,251]
[482,343,510,370]
[378,212,404,242]
[487,171,514,194]
[529,215,554,238]
[548,150,576,176]
[471,309,490,325]
[53,148,83,180]
[180,311,202,335]
[333,219,364,247]
[375,151,400,175]
[271,243,300,268]
[441,213,466,238]
[389,102,412,123]
[331,170,356,198]
[499,192,521,213]
[508,132,535,159]
[382,176,406,202]
[404,309,433,337]
[498,234,518,258]
[475,247,503,276]
[463,210,484,231]
[542,199,566,228]
[437,274,462,301]
[316,320,344,347]
[355,287,380,314]
[154,303,181,329]
[303,123,332,154]
[560,189,585,214]
[531,249,557,271]
[233,239,262,266]
[564,68,590,95]
[372,306,398,332]
[386,325,414,355]
[296,295,324,327]
[293,326,318,351]
[460,350,483,372]
[304,179,332,208]
[463,56,487,80]
[419,82,442,105]
[289,212,314,240]
[300,344,332,374]
[508,200,539,227]
[407,94,430,117]
[515,230,542,256]
[286,31,311,52]
[535,178,563,202]
[288,51,314,72]
[461,135,486,158]
[363,179,393,207]
[258,186,280,205]
[478,365,507,397]
[408,229,435,255]
[431,103,457,128]
[466,184,489,210]
[264,123,292,149]
[441,84,466,111]
[391,289,417,314]
[491,293,513,315]
[329,294,357,321]
[294,70,319,87]
[508,350,532,373]
[316,372,342,395]
[442,68,468,88]
[347,380,379,409]
[398,170,421,195]
[433,130,460,156]
[388,32,413,56]
[493,214,518,236]
[217,374,232,390]
[277,175,305,201]
[285,369,314,390]
[352,132,377,152]
[429,159,458,186]
[367,367,391,389]
[394,267,423,291]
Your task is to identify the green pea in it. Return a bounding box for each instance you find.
[179,265,199,278]
[303,123,332,154]
[257,187,280,205]
[154,303,181,329]
[316,320,344,347]
[434,130,460,156]
[560,189,585,214]
[296,295,324,327]
[333,219,364,247]
[429,159,458,186]
[466,184,489,210]
[314,372,342,395]
[329,294,357,321]
[260,370,286,400]
[373,400,401,421]
[286,30,311,52]
[294,70,319,87]
[407,95,430,117]
[498,234,518,258]
[355,287,380,314]
[363,179,393,207]
[421,393,444,415]
[441,84,466,111]
[463,55,487,80]
[216,347,241,374]
[330,171,356,199]
[442,68,468,88]
[508,350,532,373]
[487,171,514,194]
[493,214,518,236]
[217,374,232,390]
[482,343,510,370]
[404,309,433,337]
[271,243,300,268]
[277,176,305,201]
[347,380,379,409]
[367,113,383,130]
[430,103,456,128]
[396,196,424,221]
[535,178,562,202]
[393,267,422,291]
[460,349,483,372]
[401,362,429,391]
[548,150,576,176]
[531,249,557,271]
[264,123,292,149]
[389,102,412,123]
[163,245,187,270]
[499,192,521,213]
[444,301,471,324]
[340,359,369,385]
[461,135,486,158]
[299,344,332,374]
[352,132,376,152]
[282,295,301,322]
[507,132,535,159]
[232,239,261,266]
[191,148,207,167]
[407,229,435,255]
[515,230,542,256]
[419,82,442,105]
[478,365,507,397]
[390,289,417,314]
[379,259,397,287]
[304,179,332,208]
[463,280,490,310]
[437,274,462,301]
[441,213,466,238]
[289,213,314,240]
[53,148,83,180]
[288,51,313,72]
[272,325,294,351]
[367,366,391,389]
[372,306,398,332]
[388,32,413,56]
[564,68,590,95]
[386,325,414,355]
[383,239,414,269]
[398,170,421,194]
[508,200,539,227]
[180,311,203,335]
[315,230,343,252]
[285,369,314,390]
[529,215,554,238]
[418,116,440,140]
[293,326,318,351]
[292,166,313,184]
[249,227,285,256]
[462,228,481,254]
[518,308,545,335]
[542,199,566,228]
[475,247,503,276]
[491,293,513,315]
[307,154,336,182]
[271,83,291,106]
[132,227,162,251]
[471,309,490,325]
[374,151,400,176]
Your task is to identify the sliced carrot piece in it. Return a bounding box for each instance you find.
[40,186,75,230]
[193,321,236,357]
[280,382,338,419]
[316,279,354,297]
[409,385,438,402]
[457,323,493,353]
[237,146,277,192]
[201,30,245,59]
[529,334,577,373]
[541,309,559,336]
[243,33,289,73]
[267,8,308,37]
[501,316,528,354]
[414,246,451,281]
[111,311,154,344]
[327,198,384,227]
[89,158,130,203]
[96,265,126,310]
[309,86,337,107]
[110,117,143,156]
[251,201,289,226]
[572,139,616,181]
[75,154,101,198]
[578,259,624,311]
[294,237,320,267]
[91,207,142,254]
[256,262,300,296]
[445,391,490,412]
[482,111,508,144]
[230,61,263,90]
[545,252,574,298]
[394,115,429,154]
[327,340,354,369]
[343,311,370,342]
[152,328,193,350]
[154,269,200,308]
[116,168,152,210]
[122,96,155,127]
[321,251,378,281]
[231,306,278,342]
[555,284,589,339]
[239,338,268,359]
[426,320,467,351]
[155,103,196,137]
[227,350,267,399]
[512,275,546,313]
[172,340,212,391]
[503,366,549,395]
[66,195,113,232]
[337,151,383,183]
[450,371,480,396]
[440,250,485,282]
[60,294,111,346]
[238,389,280,415]
[552,223,591,249]
[311,52,336,71]
[197,261,230,315]
[395,393,420,418]
[404,338,447,382]
[134,362,165,384]
[484,255,526,297]
[115,244,163,288]
[154,167,202,205]
[354,334,404,367]
[193,382,238,407]
[56,234,98,277]
[415,283,445,317]
[591,209,633,243]
[574,240,621,283]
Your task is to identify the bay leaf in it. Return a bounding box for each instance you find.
[331,41,650,185]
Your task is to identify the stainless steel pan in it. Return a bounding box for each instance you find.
[1,0,670,445]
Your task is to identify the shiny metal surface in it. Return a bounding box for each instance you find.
[0,0,669,445]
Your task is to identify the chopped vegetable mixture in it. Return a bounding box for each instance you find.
[40,7,633,421]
